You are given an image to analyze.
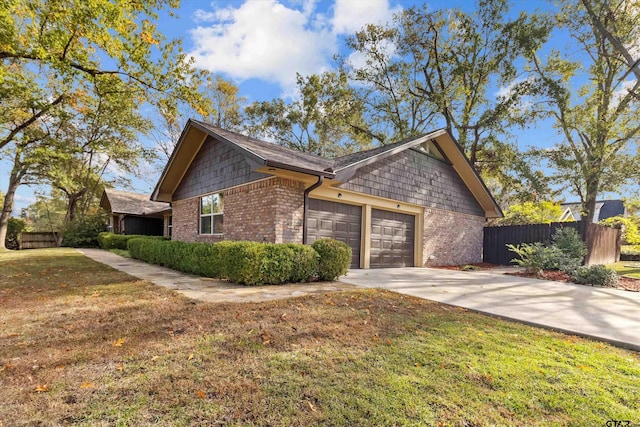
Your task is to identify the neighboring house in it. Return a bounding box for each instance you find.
[100,189,172,236]
[152,119,502,268]
[560,200,627,223]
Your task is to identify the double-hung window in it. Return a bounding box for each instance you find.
[200,193,223,234]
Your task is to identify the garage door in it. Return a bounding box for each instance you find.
[307,199,362,268]
[370,209,415,268]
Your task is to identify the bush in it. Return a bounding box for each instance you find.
[571,265,619,287]
[508,227,587,274]
[60,214,108,247]
[5,217,26,250]
[551,227,587,273]
[98,232,167,250]
[312,238,352,281]
[127,239,320,285]
[507,242,564,275]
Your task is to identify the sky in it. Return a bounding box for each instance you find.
[1,0,637,215]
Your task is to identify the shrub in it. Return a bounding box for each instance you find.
[571,265,619,287]
[551,227,587,273]
[98,232,167,250]
[507,242,564,275]
[312,238,352,281]
[5,217,26,250]
[60,213,108,247]
[127,239,319,285]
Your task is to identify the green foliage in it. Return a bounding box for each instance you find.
[529,1,640,222]
[5,217,26,250]
[98,232,166,250]
[60,213,107,248]
[460,265,480,271]
[551,227,587,272]
[497,201,565,225]
[571,265,619,287]
[507,227,586,274]
[127,239,321,286]
[245,71,374,157]
[507,242,563,275]
[312,238,352,281]
[599,216,640,245]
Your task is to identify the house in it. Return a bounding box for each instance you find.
[100,189,172,236]
[152,119,502,268]
[560,200,627,223]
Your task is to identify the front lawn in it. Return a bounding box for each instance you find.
[608,261,640,279]
[1,249,639,426]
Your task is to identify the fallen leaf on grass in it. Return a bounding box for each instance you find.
[195,390,206,399]
[60,283,67,288]
[307,401,316,412]
[34,384,49,393]
[112,337,126,347]
[150,356,160,362]
[188,354,194,361]
[80,382,94,389]
[116,363,124,372]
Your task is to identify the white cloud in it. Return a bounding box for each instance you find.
[611,78,638,108]
[332,0,400,35]
[188,0,401,97]
[189,0,335,95]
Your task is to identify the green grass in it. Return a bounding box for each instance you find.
[1,248,639,426]
[608,261,640,279]
[108,248,130,258]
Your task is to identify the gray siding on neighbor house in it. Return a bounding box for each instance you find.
[173,136,269,200]
[339,149,484,216]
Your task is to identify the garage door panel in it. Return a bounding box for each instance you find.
[370,209,415,268]
[307,199,362,269]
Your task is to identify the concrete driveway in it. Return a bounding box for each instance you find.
[340,267,640,351]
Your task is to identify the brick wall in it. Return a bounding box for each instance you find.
[423,208,485,266]
[171,177,305,244]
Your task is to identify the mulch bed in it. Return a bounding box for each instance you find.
[508,270,640,292]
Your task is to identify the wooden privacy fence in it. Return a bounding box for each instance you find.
[483,221,621,266]
[19,232,59,249]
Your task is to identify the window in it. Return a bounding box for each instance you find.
[200,193,223,234]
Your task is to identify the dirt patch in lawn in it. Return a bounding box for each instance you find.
[2,248,639,426]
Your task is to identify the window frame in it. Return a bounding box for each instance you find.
[199,193,224,235]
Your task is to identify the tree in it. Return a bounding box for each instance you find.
[153,75,246,161]
[341,0,552,201]
[245,72,374,157]
[530,1,640,222]
[0,0,209,249]
[495,201,565,225]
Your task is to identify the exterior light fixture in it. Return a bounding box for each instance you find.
[338,193,343,198]
[397,204,401,209]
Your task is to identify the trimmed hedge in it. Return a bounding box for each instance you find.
[98,232,167,250]
[312,238,352,281]
[126,238,334,286]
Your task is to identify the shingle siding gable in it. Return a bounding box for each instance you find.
[173,136,269,201]
[339,149,484,216]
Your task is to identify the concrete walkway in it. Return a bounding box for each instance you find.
[77,249,356,303]
[340,267,640,351]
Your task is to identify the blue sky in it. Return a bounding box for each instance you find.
[1,0,636,214]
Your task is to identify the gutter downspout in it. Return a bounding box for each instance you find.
[302,175,324,244]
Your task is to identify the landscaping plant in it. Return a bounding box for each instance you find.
[571,264,619,287]
[312,238,352,281]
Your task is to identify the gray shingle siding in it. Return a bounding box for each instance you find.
[339,149,484,216]
[173,136,269,201]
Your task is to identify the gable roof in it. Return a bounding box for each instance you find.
[101,189,171,216]
[152,119,502,217]
[561,200,626,222]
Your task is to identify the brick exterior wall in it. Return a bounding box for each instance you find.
[171,178,305,244]
[422,207,485,266]
[339,149,484,216]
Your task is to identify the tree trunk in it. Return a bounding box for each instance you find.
[64,189,86,224]
[583,177,600,223]
[0,166,22,250]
